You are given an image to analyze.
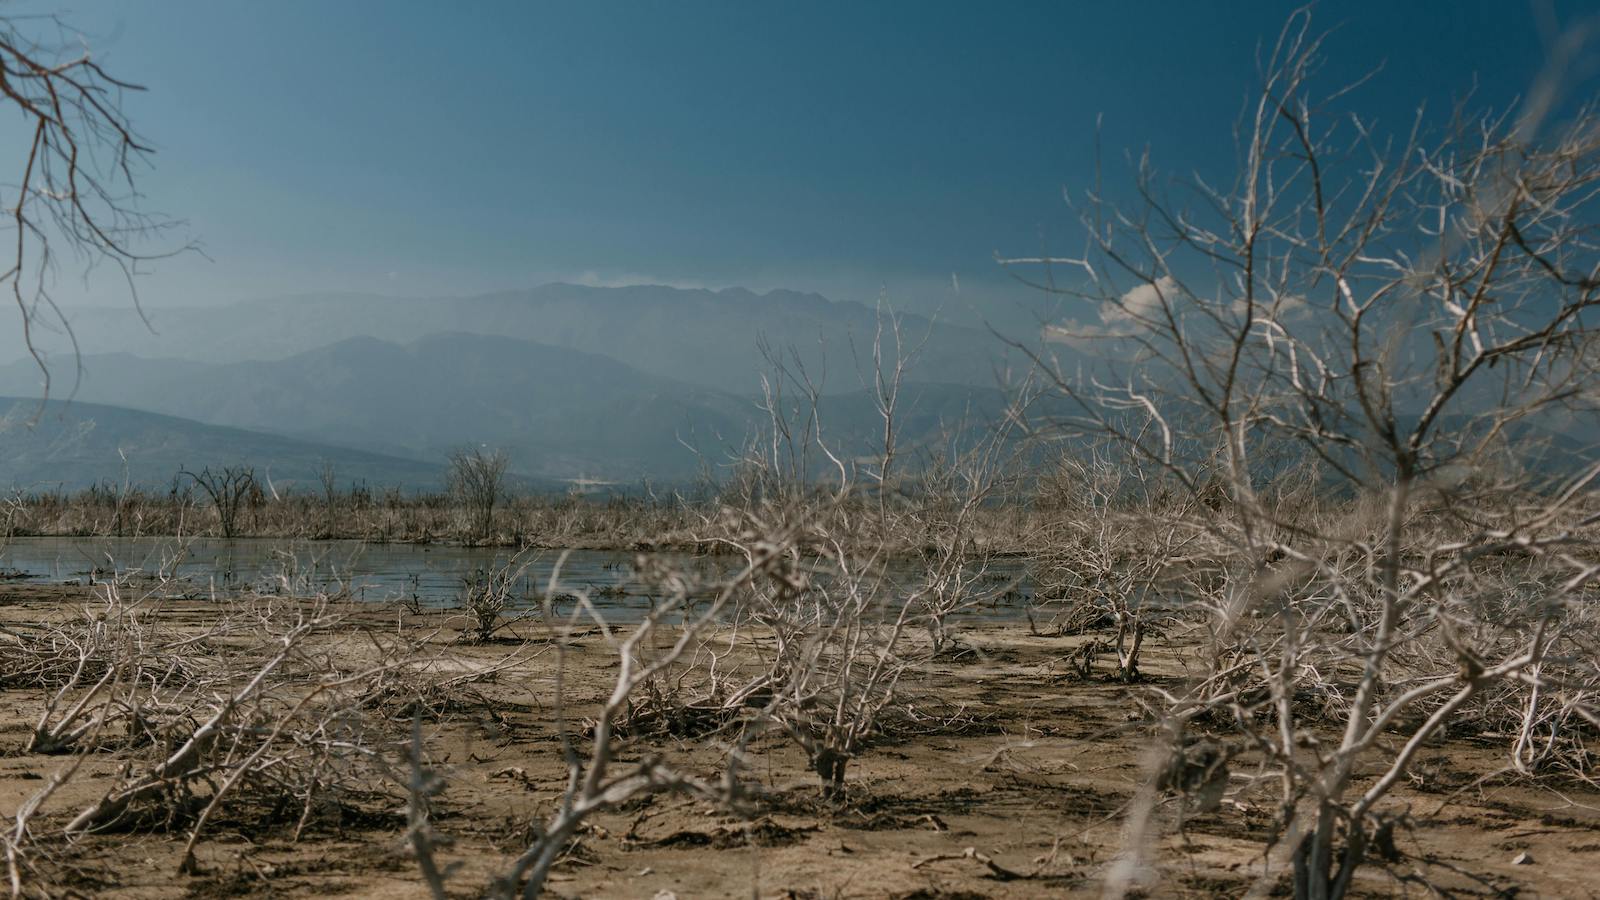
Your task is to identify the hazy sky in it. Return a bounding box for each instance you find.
[6,0,1598,322]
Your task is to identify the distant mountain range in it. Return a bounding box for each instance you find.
[0,332,1019,485]
[6,283,1588,490]
[13,284,1026,395]
[0,284,1043,487]
[0,398,453,491]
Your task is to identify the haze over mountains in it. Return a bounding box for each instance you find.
[8,282,1590,493]
[9,284,1017,392]
[0,284,1028,489]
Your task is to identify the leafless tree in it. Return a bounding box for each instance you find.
[0,489,20,557]
[180,465,256,539]
[449,446,508,544]
[0,15,188,397]
[852,298,937,521]
[317,460,340,538]
[1007,10,1600,898]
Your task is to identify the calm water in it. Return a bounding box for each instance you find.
[0,537,1032,621]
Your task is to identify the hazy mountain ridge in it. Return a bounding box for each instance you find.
[0,334,752,481]
[0,283,1032,485]
[0,398,453,491]
[0,332,1019,484]
[16,283,1015,394]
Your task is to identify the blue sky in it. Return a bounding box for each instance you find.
[7,1,1598,323]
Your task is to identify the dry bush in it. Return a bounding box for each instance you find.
[0,573,445,895]
[404,546,805,899]
[1029,448,1224,680]
[617,320,1015,806]
[761,544,918,800]
[454,551,536,643]
[903,436,1022,655]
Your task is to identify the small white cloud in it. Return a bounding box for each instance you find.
[1043,280,1314,347]
[1043,277,1177,347]
[1103,277,1177,325]
[1231,293,1308,322]
[1042,319,1117,349]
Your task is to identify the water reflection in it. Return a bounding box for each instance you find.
[0,537,1033,621]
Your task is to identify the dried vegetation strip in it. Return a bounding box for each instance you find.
[0,553,1595,899]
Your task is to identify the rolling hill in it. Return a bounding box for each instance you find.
[0,398,453,491]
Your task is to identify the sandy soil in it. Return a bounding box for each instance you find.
[1,582,1596,899]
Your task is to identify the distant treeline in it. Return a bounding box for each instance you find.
[0,468,1037,554]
